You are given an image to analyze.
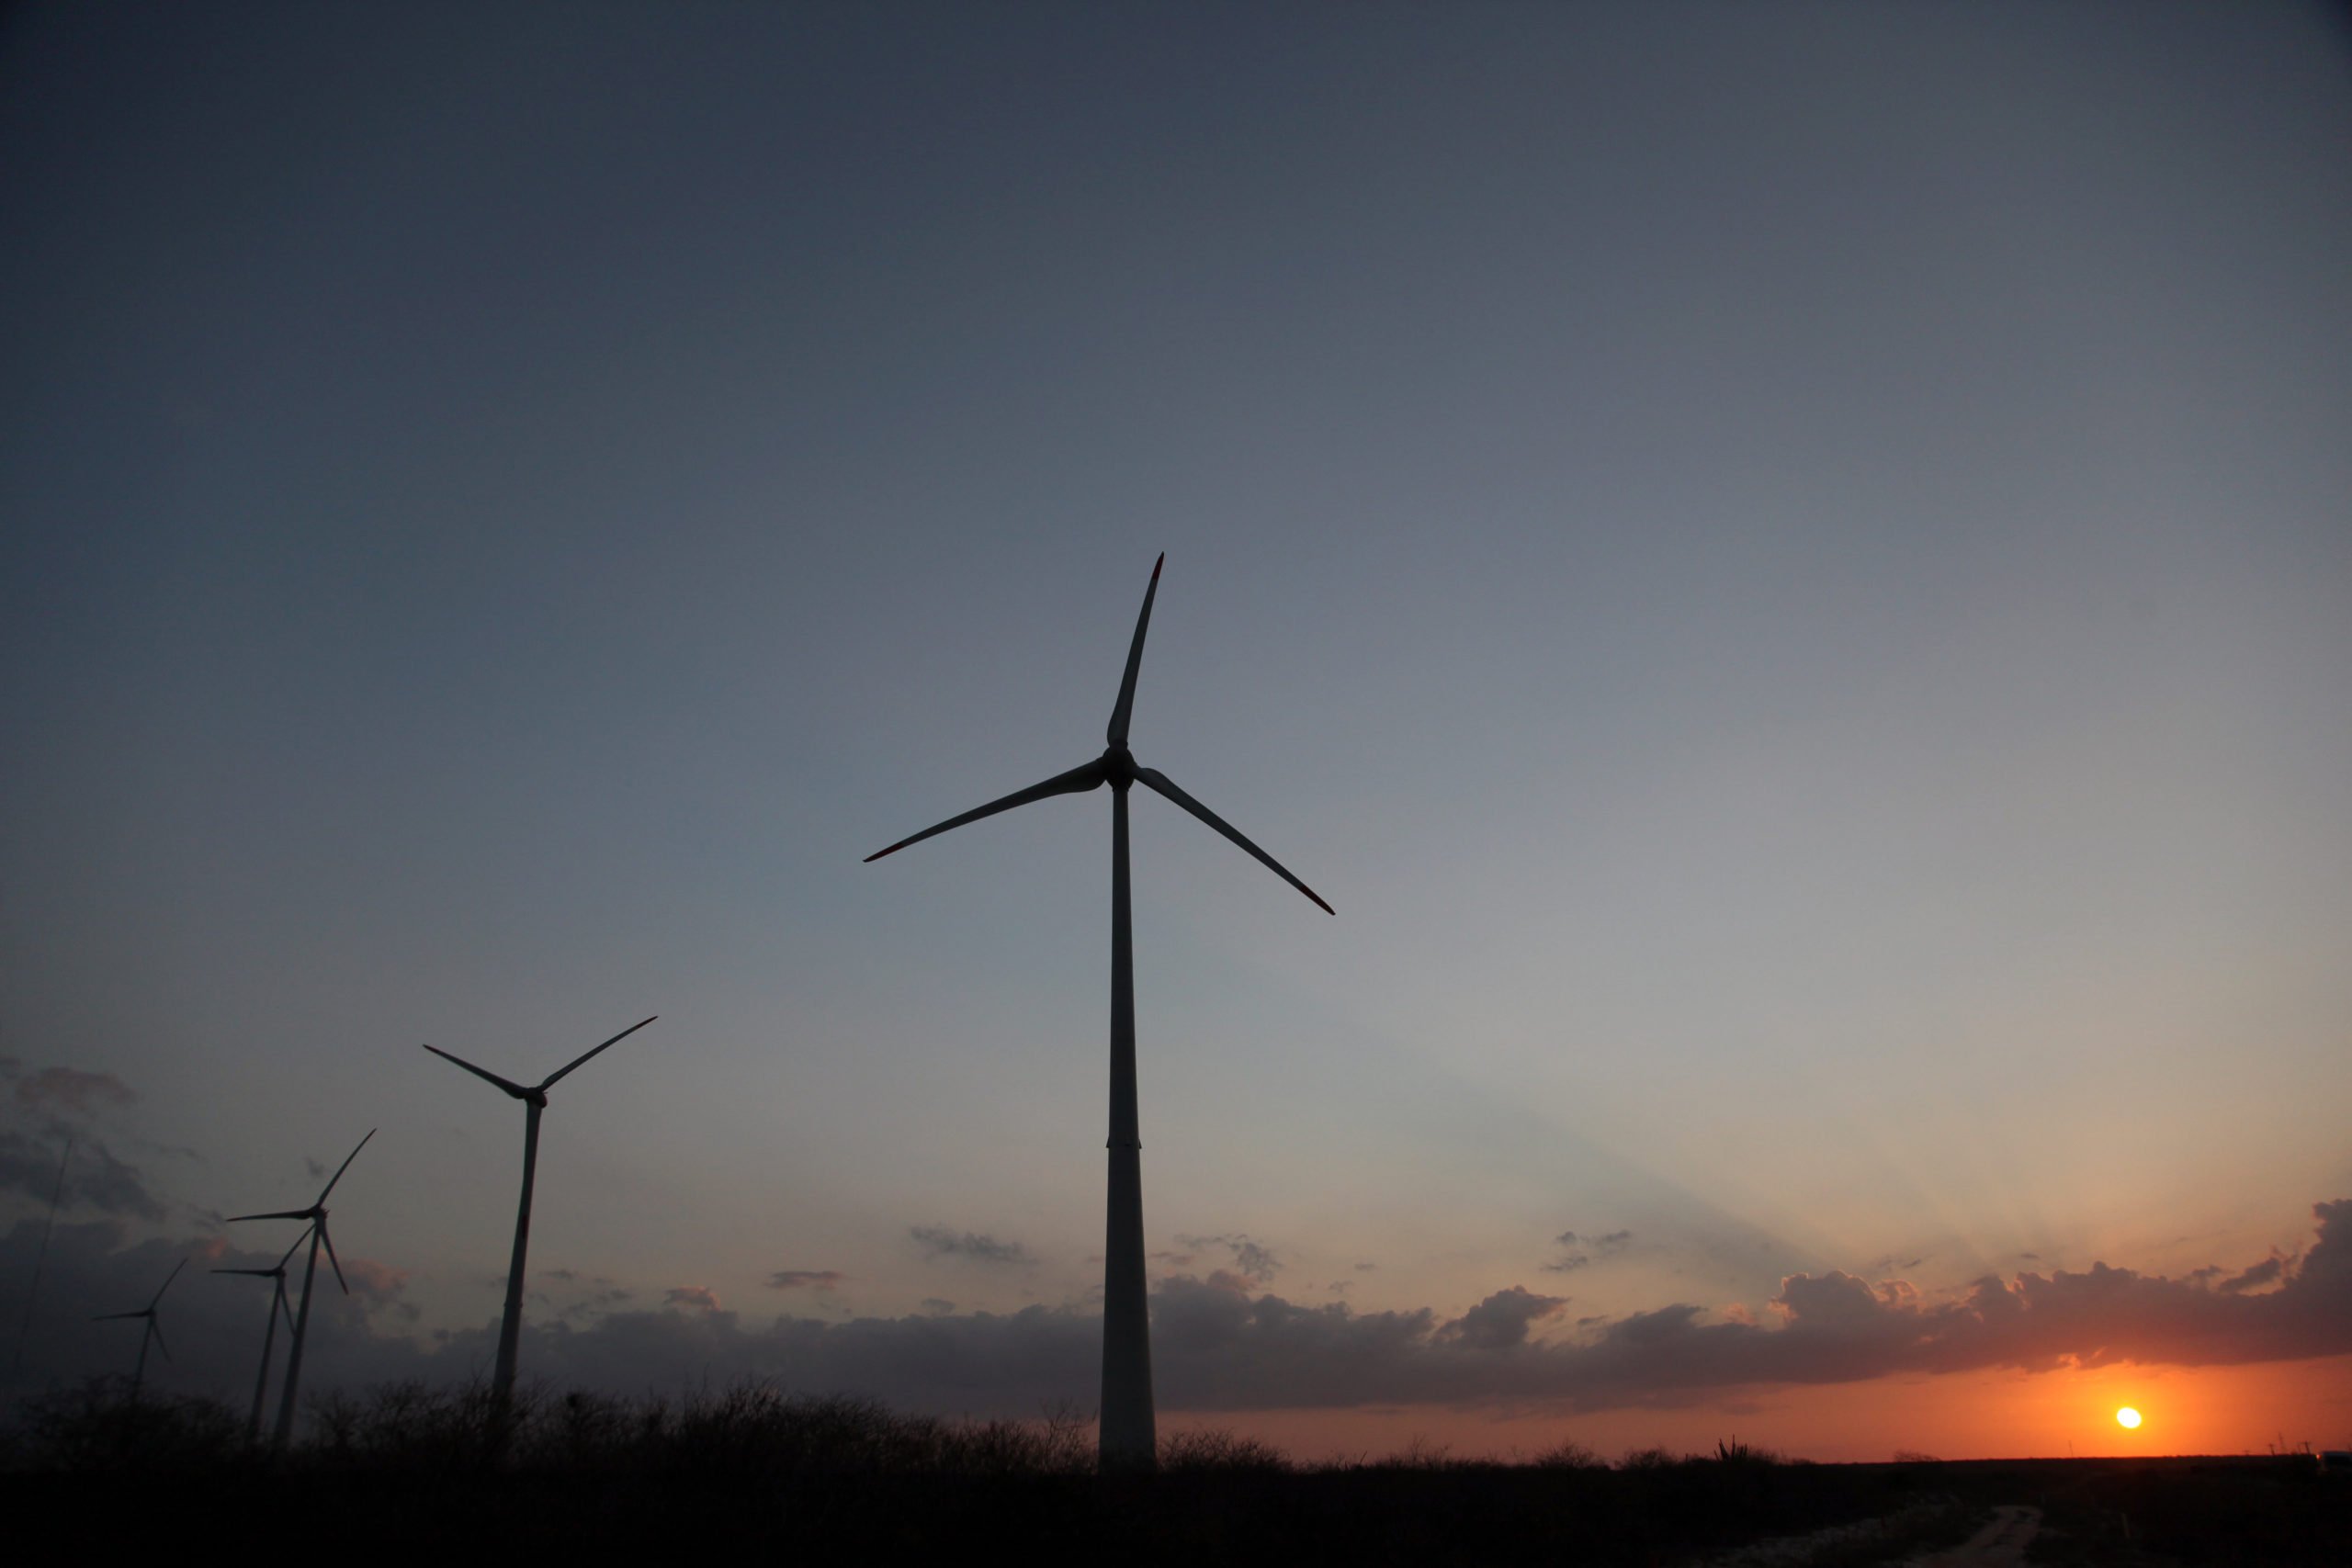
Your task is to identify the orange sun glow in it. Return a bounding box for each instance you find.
[2116,1406,2143,1429]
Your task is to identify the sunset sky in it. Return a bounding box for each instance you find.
[4,2,2348,1461]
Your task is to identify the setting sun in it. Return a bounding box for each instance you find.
[2117,1406,2143,1429]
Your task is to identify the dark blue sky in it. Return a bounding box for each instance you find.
[4,2,2348,1456]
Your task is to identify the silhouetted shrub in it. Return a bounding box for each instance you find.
[1159,1427,1291,1472]
[308,1376,514,1471]
[6,1378,243,1473]
[1711,1438,1784,1466]
[1530,1438,1607,1470]
[1364,1433,1477,1471]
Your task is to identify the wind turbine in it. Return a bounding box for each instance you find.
[419,1014,657,1410]
[93,1257,185,1402]
[214,1232,304,1446]
[228,1129,373,1451]
[865,555,1330,1470]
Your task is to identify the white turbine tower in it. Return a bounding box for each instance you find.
[866,555,1330,1470]
[419,1014,657,1411]
[214,1233,304,1446]
[228,1129,373,1451]
[93,1257,185,1402]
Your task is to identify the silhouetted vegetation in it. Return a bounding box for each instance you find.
[2019,1454,2352,1566]
[1,1375,243,1473]
[3,1379,2340,1562]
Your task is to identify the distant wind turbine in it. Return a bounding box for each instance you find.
[865,555,1330,1470]
[93,1256,185,1402]
[214,1232,305,1446]
[419,1014,658,1410]
[228,1129,374,1451]
[7,1134,72,1386]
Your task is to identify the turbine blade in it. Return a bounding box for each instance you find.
[539,1014,658,1091]
[93,1311,144,1322]
[320,1222,349,1294]
[212,1268,280,1278]
[422,1043,530,1099]
[864,759,1107,863]
[227,1208,315,1224]
[149,1319,172,1364]
[1133,766,1334,915]
[1106,553,1165,746]
[148,1256,187,1309]
[314,1128,375,1204]
[277,1233,307,1271]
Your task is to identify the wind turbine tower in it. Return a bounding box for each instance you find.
[420,1014,657,1409]
[867,556,1330,1469]
[215,1233,304,1446]
[228,1129,373,1451]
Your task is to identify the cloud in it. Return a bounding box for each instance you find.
[1544,1227,1633,1274]
[1176,1233,1281,1285]
[665,1286,721,1313]
[535,1273,633,1321]
[10,1202,2350,1425]
[920,1298,955,1315]
[2218,1257,2286,1295]
[910,1225,1035,1266]
[339,1258,408,1301]
[0,1068,167,1221]
[14,1067,138,1116]
[1442,1286,1569,1350]
[766,1269,846,1292]
[338,1258,421,1322]
[0,1131,167,1220]
[808,1199,2352,1415]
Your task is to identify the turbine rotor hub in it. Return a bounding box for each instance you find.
[1102,744,1136,785]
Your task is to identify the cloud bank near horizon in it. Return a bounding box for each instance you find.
[7,1201,2346,1419]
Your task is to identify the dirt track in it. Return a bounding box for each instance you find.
[1913,1505,2041,1566]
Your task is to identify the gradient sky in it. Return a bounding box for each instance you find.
[5,2,2349,1461]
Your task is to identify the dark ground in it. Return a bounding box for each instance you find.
[5,1385,2344,1563]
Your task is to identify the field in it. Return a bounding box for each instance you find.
[4,1381,2343,1563]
